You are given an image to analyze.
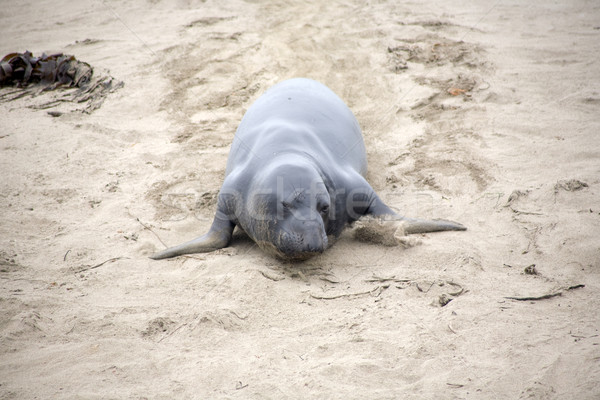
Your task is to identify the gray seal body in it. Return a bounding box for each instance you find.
[151,78,465,260]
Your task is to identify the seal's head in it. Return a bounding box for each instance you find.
[244,156,330,260]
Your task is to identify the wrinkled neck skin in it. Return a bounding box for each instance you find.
[233,154,334,261]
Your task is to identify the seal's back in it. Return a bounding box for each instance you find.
[226,78,367,177]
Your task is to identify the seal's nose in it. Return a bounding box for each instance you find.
[277,218,328,260]
[301,222,327,254]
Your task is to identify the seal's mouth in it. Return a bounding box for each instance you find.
[278,250,322,262]
[255,241,324,261]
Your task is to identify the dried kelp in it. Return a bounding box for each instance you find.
[0,51,123,113]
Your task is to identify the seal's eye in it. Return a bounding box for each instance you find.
[319,204,329,215]
[281,201,292,209]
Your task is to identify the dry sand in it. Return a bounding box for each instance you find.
[1,0,599,398]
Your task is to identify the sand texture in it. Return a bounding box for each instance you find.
[1,0,599,398]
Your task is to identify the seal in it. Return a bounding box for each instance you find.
[150,78,465,260]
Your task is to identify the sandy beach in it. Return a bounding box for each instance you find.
[1,0,599,398]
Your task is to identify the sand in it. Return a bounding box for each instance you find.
[1,0,599,398]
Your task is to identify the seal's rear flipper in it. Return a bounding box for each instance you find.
[150,216,235,260]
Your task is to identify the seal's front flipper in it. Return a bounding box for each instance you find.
[367,197,466,233]
[353,177,467,234]
[396,217,466,234]
[150,215,235,260]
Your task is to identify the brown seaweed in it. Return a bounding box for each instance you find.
[0,50,122,113]
[1,51,90,87]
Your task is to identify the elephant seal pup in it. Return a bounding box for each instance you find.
[151,78,465,261]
